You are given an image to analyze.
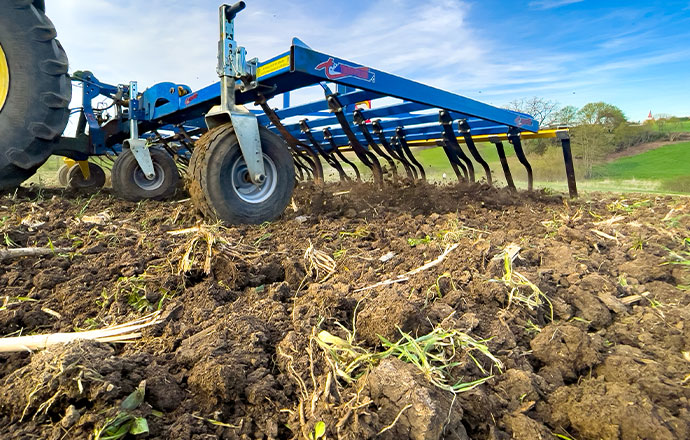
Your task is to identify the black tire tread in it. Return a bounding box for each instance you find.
[0,0,71,190]
[188,125,233,220]
[188,124,296,224]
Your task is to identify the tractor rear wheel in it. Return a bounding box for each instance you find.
[189,124,295,225]
[0,0,72,191]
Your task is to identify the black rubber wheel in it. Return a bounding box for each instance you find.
[111,148,180,201]
[57,162,71,186]
[189,124,295,225]
[67,162,105,189]
[0,0,71,191]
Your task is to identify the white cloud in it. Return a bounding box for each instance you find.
[528,0,585,10]
[47,0,689,124]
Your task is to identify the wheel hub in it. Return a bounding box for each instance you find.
[133,162,165,191]
[231,153,278,204]
[0,42,9,112]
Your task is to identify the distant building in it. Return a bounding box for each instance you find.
[647,111,655,121]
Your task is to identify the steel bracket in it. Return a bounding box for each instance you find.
[125,138,155,179]
[206,2,265,185]
[125,81,155,180]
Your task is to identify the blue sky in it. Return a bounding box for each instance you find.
[49,0,690,121]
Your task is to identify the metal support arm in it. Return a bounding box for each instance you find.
[205,2,265,185]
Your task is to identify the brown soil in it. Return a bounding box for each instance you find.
[1,182,689,440]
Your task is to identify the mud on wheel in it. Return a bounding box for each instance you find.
[0,0,72,191]
[111,148,180,201]
[189,124,295,225]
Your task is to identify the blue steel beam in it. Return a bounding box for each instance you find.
[289,45,539,132]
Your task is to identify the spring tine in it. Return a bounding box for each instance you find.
[489,136,516,190]
[508,128,533,191]
[353,110,398,181]
[439,110,474,182]
[457,120,492,186]
[292,145,316,181]
[557,130,578,198]
[396,127,426,181]
[293,157,306,181]
[323,128,361,181]
[372,121,415,180]
[174,124,197,153]
[326,95,383,185]
[258,97,324,183]
[440,136,468,182]
[391,136,418,180]
[300,120,349,181]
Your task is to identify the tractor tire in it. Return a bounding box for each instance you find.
[67,162,105,189]
[111,149,180,201]
[0,0,72,191]
[189,124,295,225]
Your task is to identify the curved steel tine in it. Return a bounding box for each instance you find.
[440,135,468,182]
[458,119,492,185]
[353,110,398,181]
[372,120,415,180]
[300,120,349,182]
[508,128,533,191]
[390,135,418,180]
[439,110,474,182]
[490,137,516,190]
[326,95,383,185]
[396,127,426,181]
[324,128,361,181]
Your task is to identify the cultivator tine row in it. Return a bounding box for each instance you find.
[372,121,416,180]
[327,94,385,185]
[258,97,324,183]
[263,85,579,200]
[324,128,362,181]
[300,120,350,182]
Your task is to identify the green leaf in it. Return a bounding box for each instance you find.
[130,417,149,435]
[312,421,326,440]
[121,381,146,411]
[100,421,132,440]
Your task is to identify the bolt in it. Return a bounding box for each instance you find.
[254,174,266,184]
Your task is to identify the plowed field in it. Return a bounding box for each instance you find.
[1,182,689,440]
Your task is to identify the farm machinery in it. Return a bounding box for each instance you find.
[0,1,578,224]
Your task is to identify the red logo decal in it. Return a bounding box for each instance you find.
[184,93,199,106]
[315,58,375,83]
[515,116,534,127]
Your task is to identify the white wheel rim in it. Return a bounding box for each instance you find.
[230,153,278,204]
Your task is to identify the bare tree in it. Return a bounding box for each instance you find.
[507,97,560,126]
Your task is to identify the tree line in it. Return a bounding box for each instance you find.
[507,98,686,177]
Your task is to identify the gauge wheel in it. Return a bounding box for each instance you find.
[57,163,73,186]
[189,124,295,225]
[67,162,106,189]
[111,148,180,201]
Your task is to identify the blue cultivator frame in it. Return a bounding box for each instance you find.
[57,1,577,202]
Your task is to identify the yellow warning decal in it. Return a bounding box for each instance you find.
[257,55,290,78]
